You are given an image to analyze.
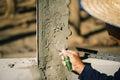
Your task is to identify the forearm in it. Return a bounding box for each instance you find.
[79,65,119,80]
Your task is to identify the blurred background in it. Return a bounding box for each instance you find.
[68,8,120,54]
[0,0,120,58]
[0,0,36,58]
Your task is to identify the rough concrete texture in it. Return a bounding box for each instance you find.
[0,58,40,80]
[38,0,78,80]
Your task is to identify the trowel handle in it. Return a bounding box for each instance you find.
[64,56,72,71]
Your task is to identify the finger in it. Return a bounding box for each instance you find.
[59,52,63,56]
[62,61,66,66]
[67,50,79,56]
[63,51,73,58]
[59,49,66,56]
[67,50,77,54]
[61,55,64,61]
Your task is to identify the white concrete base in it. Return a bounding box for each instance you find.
[0,58,40,80]
[0,69,33,80]
[83,58,120,75]
[0,58,120,80]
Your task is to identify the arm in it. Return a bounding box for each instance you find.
[60,50,120,80]
[79,65,120,80]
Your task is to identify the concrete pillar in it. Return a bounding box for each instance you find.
[37,0,78,80]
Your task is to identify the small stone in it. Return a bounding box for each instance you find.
[8,64,15,68]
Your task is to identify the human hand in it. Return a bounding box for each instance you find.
[59,50,85,74]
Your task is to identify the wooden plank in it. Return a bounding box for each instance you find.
[0,0,36,14]
[0,52,36,58]
[0,12,36,27]
[0,23,36,40]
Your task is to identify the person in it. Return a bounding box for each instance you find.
[60,50,120,80]
[60,0,120,80]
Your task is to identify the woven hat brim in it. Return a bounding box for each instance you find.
[80,0,120,28]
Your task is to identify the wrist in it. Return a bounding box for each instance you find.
[75,63,85,74]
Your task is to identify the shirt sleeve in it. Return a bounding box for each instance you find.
[78,65,120,80]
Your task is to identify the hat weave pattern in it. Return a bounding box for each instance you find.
[81,0,120,27]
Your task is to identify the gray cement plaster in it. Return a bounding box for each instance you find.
[37,0,79,80]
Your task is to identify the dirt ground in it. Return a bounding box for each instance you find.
[0,0,120,58]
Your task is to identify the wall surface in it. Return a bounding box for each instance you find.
[38,0,78,80]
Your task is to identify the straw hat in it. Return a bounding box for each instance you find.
[80,0,120,27]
